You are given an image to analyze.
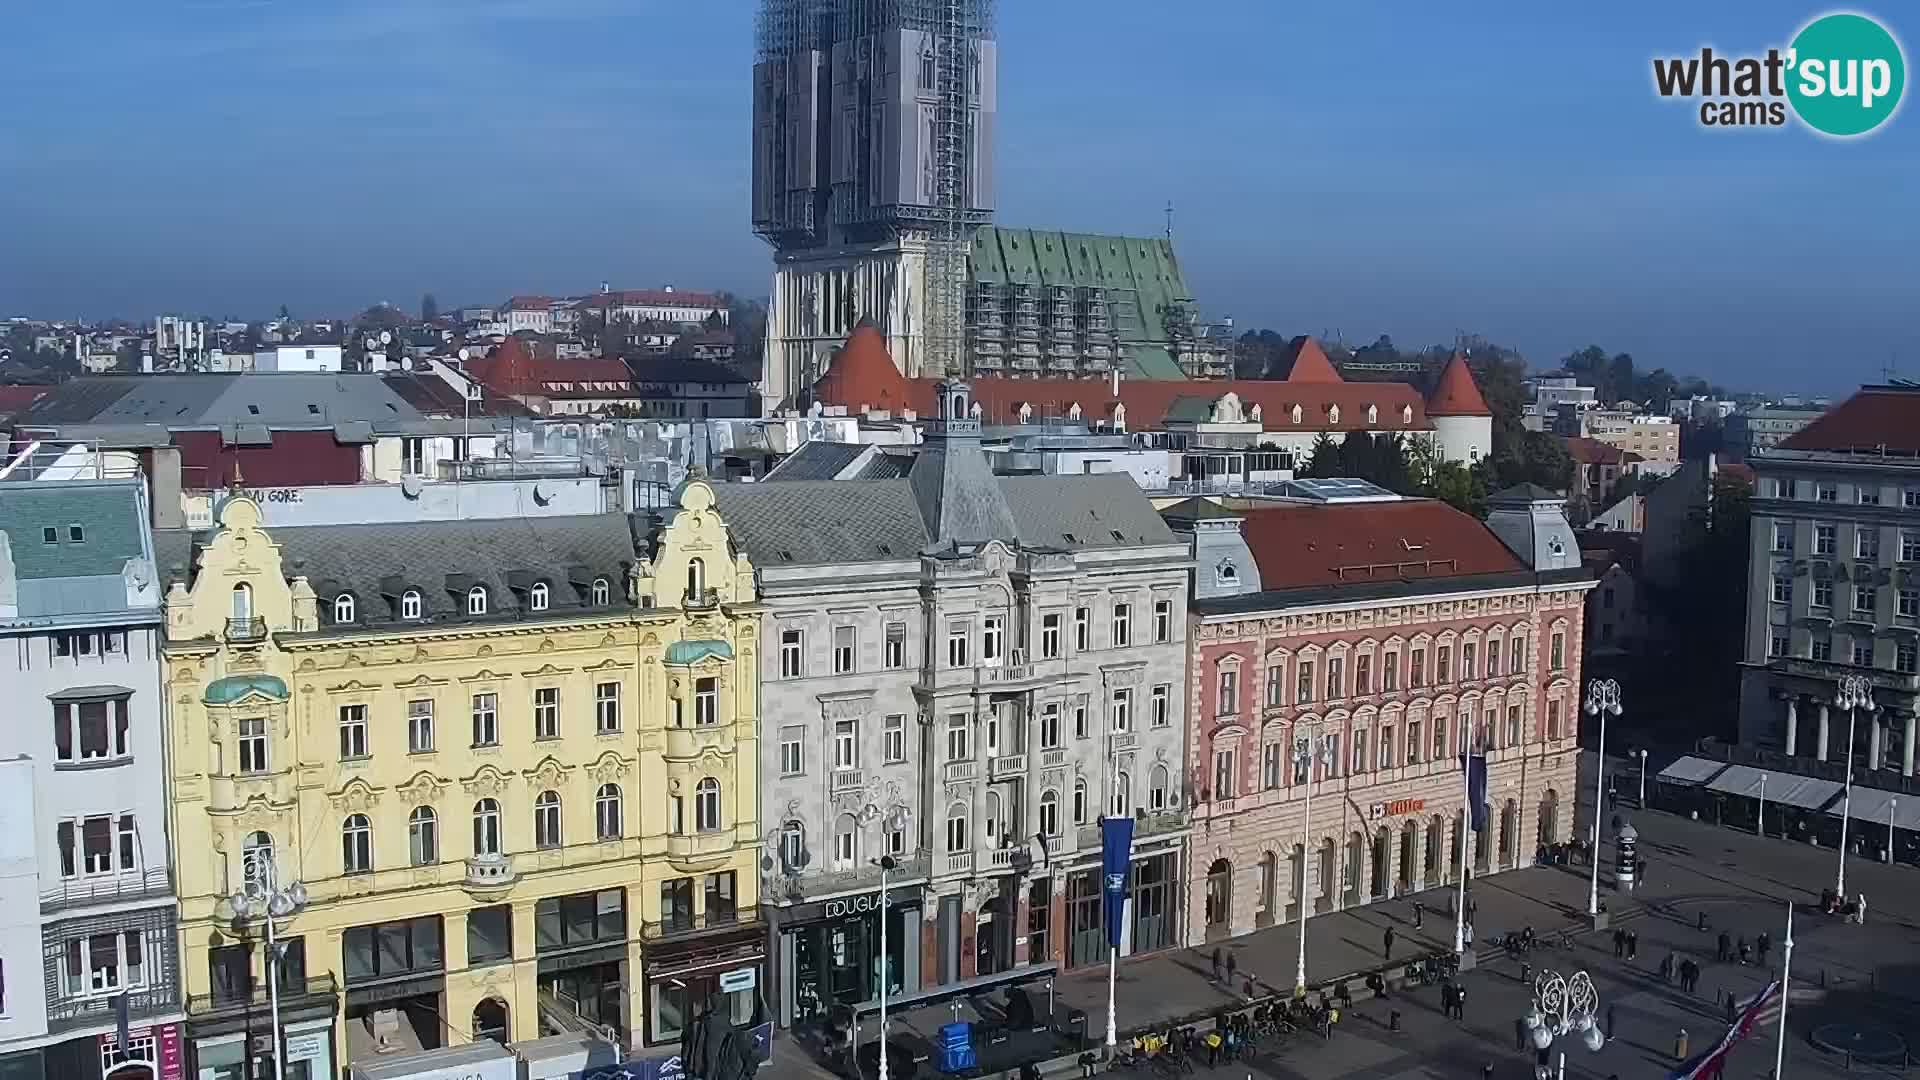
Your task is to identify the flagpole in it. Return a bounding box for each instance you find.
[1774,903,1794,1080]
[1455,728,1469,955]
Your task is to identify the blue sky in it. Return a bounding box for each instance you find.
[1,0,1914,393]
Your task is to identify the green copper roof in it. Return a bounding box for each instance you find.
[204,674,289,704]
[664,639,733,665]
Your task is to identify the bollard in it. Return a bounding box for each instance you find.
[1390,1010,1402,1032]
[1676,1029,1690,1061]
[1697,911,1708,932]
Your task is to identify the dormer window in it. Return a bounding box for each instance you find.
[1216,560,1238,586]
[1401,404,1414,424]
[1367,404,1378,425]
[333,594,356,623]
[467,586,489,616]
[530,582,550,612]
[401,590,423,620]
[591,578,611,606]
[1290,404,1303,425]
[1328,404,1341,425]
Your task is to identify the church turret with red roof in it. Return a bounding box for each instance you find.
[811,322,922,415]
[1426,351,1494,465]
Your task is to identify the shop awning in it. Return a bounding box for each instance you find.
[1656,756,1728,787]
[1823,786,1920,829]
[1706,764,1768,799]
[1762,773,1843,811]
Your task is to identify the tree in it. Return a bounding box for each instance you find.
[421,293,439,323]
[703,310,725,331]
[277,304,291,322]
[1304,433,1341,478]
[1427,462,1486,515]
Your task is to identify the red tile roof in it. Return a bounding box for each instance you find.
[1779,385,1920,455]
[809,332,1431,432]
[1564,436,1629,466]
[468,340,634,398]
[506,295,556,311]
[575,288,725,313]
[1716,462,1755,485]
[1282,336,1342,383]
[1239,499,1527,589]
[0,384,52,416]
[1426,352,1493,417]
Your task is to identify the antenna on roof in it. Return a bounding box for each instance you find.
[1164,200,1174,242]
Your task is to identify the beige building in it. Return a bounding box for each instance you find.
[158,481,764,1078]
[1583,412,1680,475]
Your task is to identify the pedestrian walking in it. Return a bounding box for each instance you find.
[1737,937,1750,966]
[1607,1003,1618,1038]
[1413,900,1425,929]
[1456,982,1468,1022]
[1659,953,1675,983]
[1443,983,1456,1019]
[1515,1016,1528,1051]
[1384,926,1396,958]
[1716,932,1731,963]
[1613,929,1626,959]
[1212,947,1224,982]
[1227,950,1238,982]
[1725,992,1737,1024]
[1483,1064,1494,1080]
[1626,930,1639,960]
[1469,897,1478,922]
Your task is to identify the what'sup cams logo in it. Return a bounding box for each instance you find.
[1653,11,1906,136]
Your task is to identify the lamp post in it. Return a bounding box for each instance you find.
[228,849,308,1080]
[874,853,897,1080]
[1834,674,1874,901]
[1888,797,1898,865]
[1634,749,1649,807]
[1523,968,1604,1080]
[1291,726,1334,994]
[1583,680,1623,917]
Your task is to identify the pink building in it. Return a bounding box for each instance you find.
[1166,484,1596,945]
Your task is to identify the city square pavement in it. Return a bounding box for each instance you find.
[763,750,1920,1080]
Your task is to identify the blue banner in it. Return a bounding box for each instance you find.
[1458,752,1489,832]
[1101,814,1134,948]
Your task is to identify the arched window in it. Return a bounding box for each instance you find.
[534,790,563,849]
[833,813,858,869]
[694,778,721,832]
[467,585,488,615]
[400,589,423,620]
[945,801,969,853]
[529,582,550,612]
[1112,770,1132,817]
[333,593,355,623]
[1149,764,1171,811]
[1072,779,1088,825]
[687,558,705,599]
[241,830,273,890]
[779,820,805,871]
[595,784,622,840]
[1039,789,1060,837]
[472,798,501,856]
[230,582,253,622]
[408,806,438,866]
[342,814,372,874]
[591,578,611,606]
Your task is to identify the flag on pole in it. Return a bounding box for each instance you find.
[1667,980,1781,1080]
[1100,815,1134,948]
[1459,752,1490,831]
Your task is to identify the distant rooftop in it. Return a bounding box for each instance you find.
[1270,477,1401,503]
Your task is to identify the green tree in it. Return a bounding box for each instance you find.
[1304,433,1341,478]
[1427,461,1486,515]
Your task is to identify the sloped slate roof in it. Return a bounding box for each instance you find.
[711,480,931,567]
[0,481,146,580]
[15,374,426,429]
[1001,474,1178,550]
[763,440,869,481]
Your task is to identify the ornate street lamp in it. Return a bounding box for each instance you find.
[1291,726,1336,993]
[1834,674,1874,899]
[1583,680,1622,917]
[228,849,308,1080]
[1523,968,1604,1080]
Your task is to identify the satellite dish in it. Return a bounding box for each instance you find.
[458,347,470,362]
[401,475,424,499]
[379,330,392,345]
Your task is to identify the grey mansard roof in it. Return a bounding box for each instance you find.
[157,513,636,630]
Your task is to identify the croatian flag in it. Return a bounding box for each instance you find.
[1668,980,1781,1080]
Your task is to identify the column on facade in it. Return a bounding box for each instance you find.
[1869,718,1885,771]
[1904,711,1917,778]
[1783,696,1799,757]
[1816,702,1831,761]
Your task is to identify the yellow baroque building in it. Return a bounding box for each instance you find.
[157,479,763,1080]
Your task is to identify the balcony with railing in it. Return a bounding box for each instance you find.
[50,981,184,1033]
[188,973,339,1023]
[640,906,758,942]
[943,759,979,782]
[664,722,734,761]
[944,852,975,875]
[41,866,172,914]
[684,586,720,610]
[989,753,1028,779]
[667,829,737,861]
[830,768,864,793]
[464,853,516,892]
[772,853,930,902]
[225,617,267,643]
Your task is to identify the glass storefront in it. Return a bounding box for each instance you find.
[1131,853,1175,954]
[777,887,922,1028]
[1064,852,1180,968]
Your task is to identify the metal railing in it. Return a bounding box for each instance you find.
[188,974,338,1018]
[50,984,182,1031]
[40,867,172,913]
[225,617,267,642]
[640,907,747,941]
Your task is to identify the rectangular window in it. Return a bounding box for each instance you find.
[1547,701,1562,740]
[1550,634,1565,671]
[1903,530,1920,562]
[1296,660,1315,704]
[82,816,113,875]
[833,626,856,674]
[1326,657,1344,700]
[1817,482,1837,502]
[1899,588,1919,618]
[1436,646,1452,683]
[1506,705,1522,747]
[1813,580,1833,608]
[1151,684,1171,728]
[1907,489,1920,509]
[408,699,435,753]
[1855,586,1876,614]
[1378,726,1395,770]
[1770,633,1791,658]
[1354,654,1371,695]
[1406,719,1423,765]
[1263,743,1282,789]
[594,682,620,733]
[780,629,804,678]
[1266,664,1285,706]
[1217,667,1238,715]
[1511,636,1527,673]
[946,620,969,667]
[1815,525,1837,555]
[1410,648,1426,687]
[1110,688,1133,733]
[982,616,1004,662]
[1350,730,1367,774]
[1073,697,1089,740]
[1111,604,1132,647]
[1040,614,1062,659]
[1813,638,1833,661]
[779,727,804,776]
[833,719,858,769]
[338,705,369,760]
[1041,703,1062,748]
[1772,522,1794,553]
[238,716,268,773]
[1853,641,1874,667]
[1772,575,1792,603]
[1486,639,1501,677]
[694,678,718,726]
[471,692,498,747]
[884,622,907,668]
[1858,529,1881,560]
[533,687,560,739]
[884,714,907,763]
[946,713,971,760]
[117,814,137,870]
[1461,643,1477,680]
[1898,640,1918,674]
[1213,749,1235,800]
[1074,606,1091,651]
[1383,652,1399,691]
[1432,718,1448,760]
[1154,599,1172,643]
[51,698,131,763]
